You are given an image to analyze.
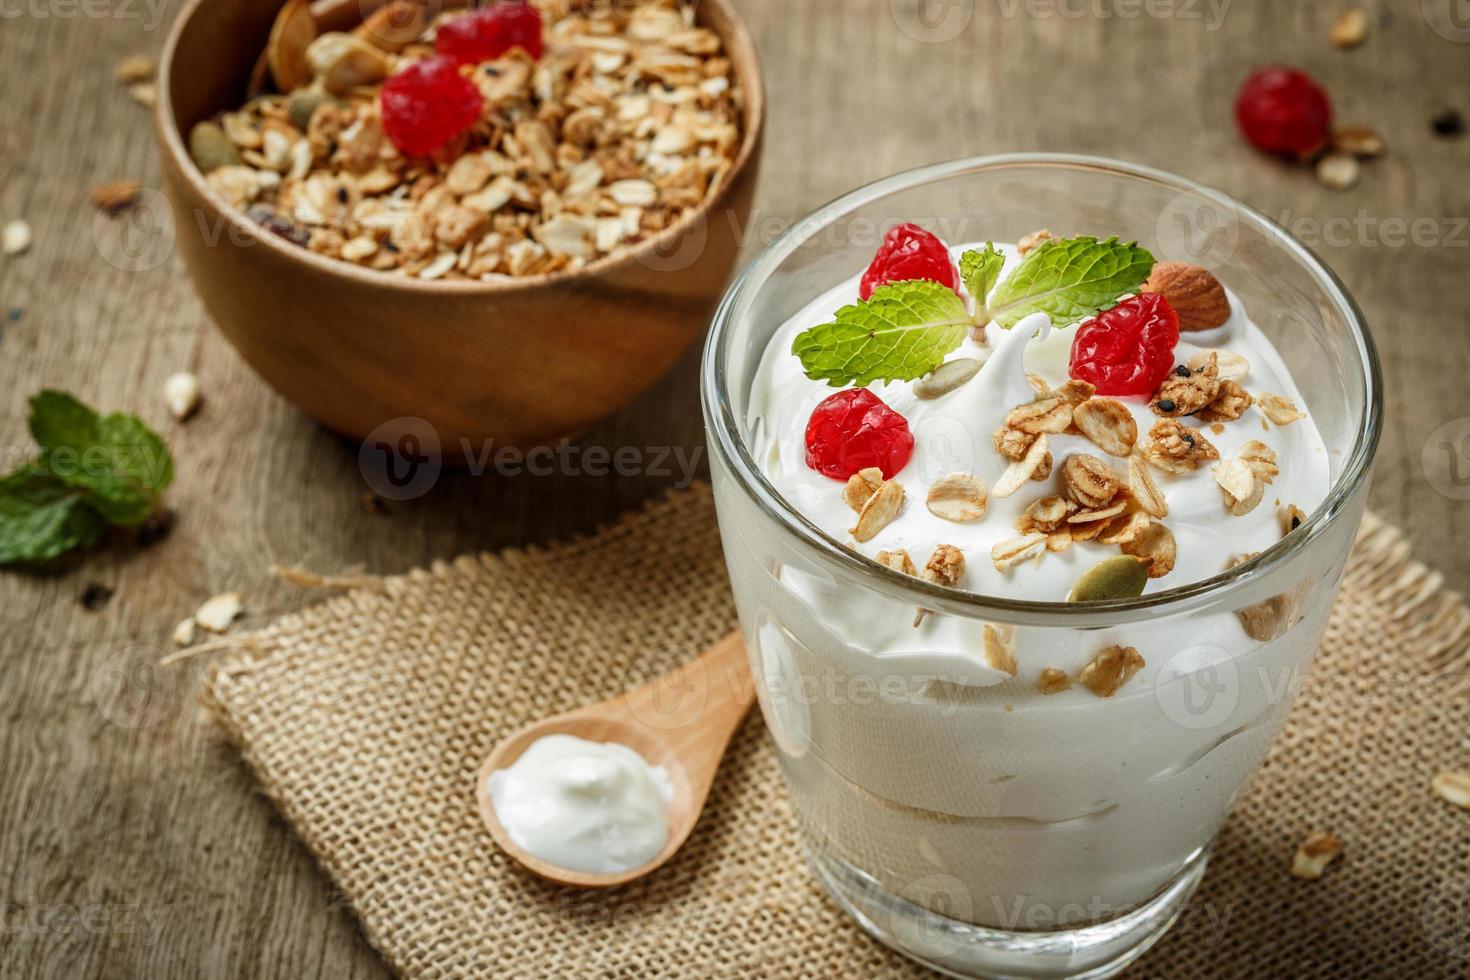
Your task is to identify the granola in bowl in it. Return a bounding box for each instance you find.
[189,0,744,281]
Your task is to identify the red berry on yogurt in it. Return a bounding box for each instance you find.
[436,1,544,64]
[380,56,483,156]
[804,388,915,481]
[1069,294,1180,397]
[859,223,958,300]
[1234,67,1332,158]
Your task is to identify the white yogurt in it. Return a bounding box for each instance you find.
[488,734,673,875]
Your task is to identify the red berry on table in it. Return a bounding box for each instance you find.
[436,1,544,64]
[1069,294,1181,397]
[804,388,915,481]
[1234,67,1333,159]
[859,223,958,300]
[380,56,484,156]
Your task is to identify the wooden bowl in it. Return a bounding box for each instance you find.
[155,0,763,449]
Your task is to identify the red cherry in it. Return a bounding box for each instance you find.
[436,1,544,64]
[859,223,958,300]
[380,56,483,156]
[1235,67,1332,158]
[1069,294,1181,397]
[804,389,915,481]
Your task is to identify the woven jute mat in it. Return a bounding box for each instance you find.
[204,485,1470,978]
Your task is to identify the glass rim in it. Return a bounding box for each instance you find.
[700,152,1384,626]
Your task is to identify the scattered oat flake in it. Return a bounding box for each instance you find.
[1431,771,1470,810]
[981,624,1017,676]
[849,478,903,543]
[2,219,31,256]
[128,82,157,107]
[1038,668,1071,695]
[1257,394,1306,425]
[195,592,243,632]
[172,617,198,647]
[1332,124,1385,158]
[164,371,202,421]
[1079,645,1145,698]
[1290,831,1343,879]
[1315,152,1360,191]
[116,54,155,84]
[1329,8,1368,49]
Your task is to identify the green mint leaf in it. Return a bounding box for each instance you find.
[792,280,970,387]
[959,245,1004,310]
[28,389,174,526]
[987,236,1154,329]
[0,463,109,566]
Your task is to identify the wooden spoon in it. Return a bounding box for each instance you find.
[476,629,753,888]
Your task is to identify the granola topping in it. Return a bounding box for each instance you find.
[1150,352,1220,417]
[1078,645,1145,698]
[193,0,743,280]
[1289,831,1343,880]
[1144,418,1220,474]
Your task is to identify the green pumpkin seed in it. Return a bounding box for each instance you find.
[1068,555,1149,602]
[188,121,240,173]
[287,88,335,134]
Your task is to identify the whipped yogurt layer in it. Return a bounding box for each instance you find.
[750,241,1330,608]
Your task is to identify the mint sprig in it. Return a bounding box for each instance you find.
[791,235,1155,386]
[791,280,970,387]
[981,236,1154,328]
[0,391,174,568]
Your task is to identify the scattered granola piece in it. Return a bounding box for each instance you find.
[1045,531,1072,554]
[1073,397,1137,457]
[993,434,1050,498]
[1126,453,1168,518]
[1061,453,1121,510]
[1097,511,1152,546]
[1198,379,1253,423]
[1188,348,1248,382]
[1215,458,1264,516]
[1079,645,1145,698]
[116,55,155,84]
[875,549,917,577]
[1017,228,1054,255]
[2,219,31,256]
[195,592,243,633]
[1228,554,1309,640]
[926,473,989,523]
[1016,495,1075,535]
[163,371,203,421]
[843,467,885,512]
[1030,451,1053,481]
[1281,503,1308,536]
[992,424,1035,462]
[91,180,142,213]
[991,534,1046,572]
[924,544,966,587]
[1067,500,1127,526]
[1431,771,1470,810]
[1329,8,1368,49]
[1120,521,1177,578]
[981,624,1017,677]
[1051,379,1096,407]
[1144,419,1219,474]
[1151,353,1220,416]
[128,83,157,108]
[1257,393,1306,426]
[1140,261,1231,332]
[1038,668,1071,695]
[172,617,197,647]
[1005,396,1073,436]
[849,477,904,543]
[1315,152,1360,192]
[1290,831,1343,880]
[1331,124,1385,158]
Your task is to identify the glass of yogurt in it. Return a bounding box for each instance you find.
[699,155,1381,978]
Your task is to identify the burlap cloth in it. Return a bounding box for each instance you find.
[204,485,1470,978]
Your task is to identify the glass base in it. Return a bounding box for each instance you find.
[807,845,1211,979]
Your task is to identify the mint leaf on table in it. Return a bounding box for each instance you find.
[28,389,174,525]
[959,244,1004,306]
[983,236,1154,328]
[792,280,971,387]
[0,390,174,569]
[0,464,109,565]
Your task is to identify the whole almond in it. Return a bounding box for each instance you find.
[1141,261,1231,332]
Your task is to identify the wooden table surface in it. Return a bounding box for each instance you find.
[2,1,1466,976]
